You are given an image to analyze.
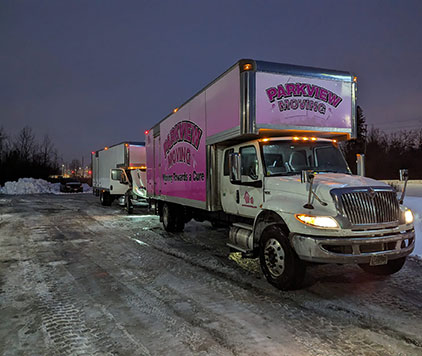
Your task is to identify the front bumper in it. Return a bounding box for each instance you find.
[291,229,415,264]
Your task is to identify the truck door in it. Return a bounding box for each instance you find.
[237,144,264,218]
[221,148,238,215]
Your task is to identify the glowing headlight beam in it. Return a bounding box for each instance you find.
[295,214,339,229]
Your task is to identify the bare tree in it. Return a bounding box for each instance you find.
[14,126,36,161]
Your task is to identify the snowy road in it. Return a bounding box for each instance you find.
[1,194,422,356]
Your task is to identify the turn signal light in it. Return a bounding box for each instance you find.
[243,63,253,71]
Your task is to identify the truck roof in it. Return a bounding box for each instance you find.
[150,59,354,131]
[93,141,145,154]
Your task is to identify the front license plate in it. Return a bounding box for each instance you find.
[369,255,388,266]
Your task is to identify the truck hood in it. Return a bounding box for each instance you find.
[264,173,391,204]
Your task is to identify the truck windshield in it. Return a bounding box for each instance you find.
[261,140,350,176]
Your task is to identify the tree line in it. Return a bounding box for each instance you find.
[0,126,60,185]
[342,106,422,180]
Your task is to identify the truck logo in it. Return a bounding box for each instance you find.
[265,82,343,115]
[163,120,203,158]
[367,188,377,199]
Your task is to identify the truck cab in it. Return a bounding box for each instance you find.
[221,136,415,289]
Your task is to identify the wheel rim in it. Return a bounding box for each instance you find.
[163,205,169,227]
[264,238,285,277]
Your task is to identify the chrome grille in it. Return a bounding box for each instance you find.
[338,189,399,225]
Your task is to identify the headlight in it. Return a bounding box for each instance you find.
[295,214,339,229]
[405,209,414,224]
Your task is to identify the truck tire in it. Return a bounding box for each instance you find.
[259,225,306,290]
[359,256,406,276]
[162,203,184,232]
[126,195,134,214]
[100,191,112,206]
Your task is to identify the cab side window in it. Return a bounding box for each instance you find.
[223,149,234,176]
[240,145,258,178]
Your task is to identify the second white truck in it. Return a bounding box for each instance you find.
[92,142,147,213]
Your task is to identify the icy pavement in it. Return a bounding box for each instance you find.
[1,194,422,356]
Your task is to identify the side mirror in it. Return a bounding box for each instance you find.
[399,169,408,181]
[399,169,409,204]
[229,152,241,184]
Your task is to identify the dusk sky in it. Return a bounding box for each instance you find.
[1,0,421,163]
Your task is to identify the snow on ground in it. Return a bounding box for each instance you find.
[0,177,421,257]
[0,178,91,195]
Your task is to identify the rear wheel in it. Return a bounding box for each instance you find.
[162,203,184,232]
[359,256,406,276]
[259,225,306,290]
[100,191,112,206]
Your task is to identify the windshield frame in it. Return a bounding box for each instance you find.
[259,139,351,177]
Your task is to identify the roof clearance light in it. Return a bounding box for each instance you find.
[311,137,317,141]
[302,137,309,141]
[173,108,178,113]
[262,138,269,142]
[144,130,149,135]
[333,139,337,143]
[104,147,108,150]
[243,63,253,71]
[293,137,300,140]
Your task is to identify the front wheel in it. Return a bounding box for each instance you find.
[126,194,133,214]
[259,225,306,290]
[359,257,406,276]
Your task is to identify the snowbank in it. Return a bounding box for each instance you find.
[0,178,91,195]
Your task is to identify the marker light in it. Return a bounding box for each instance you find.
[125,143,129,147]
[353,76,358,83]
[405,209,414,224]
[91,151,95,155]
[262,138,270,142]
[243,63,253,71]
[333,139,337,143]
[104,147,108,150]
[295,214,339,229]
[173,108,179,113]
[144,130,149,135]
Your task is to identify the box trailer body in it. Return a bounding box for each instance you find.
[92,142,147,210]
[146,59,415,290]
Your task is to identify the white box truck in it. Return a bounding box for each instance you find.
[145,59,415,290]
[92,142,147,213]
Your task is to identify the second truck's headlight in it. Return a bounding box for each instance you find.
[405,209,414,224]
[295,214,339,229]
